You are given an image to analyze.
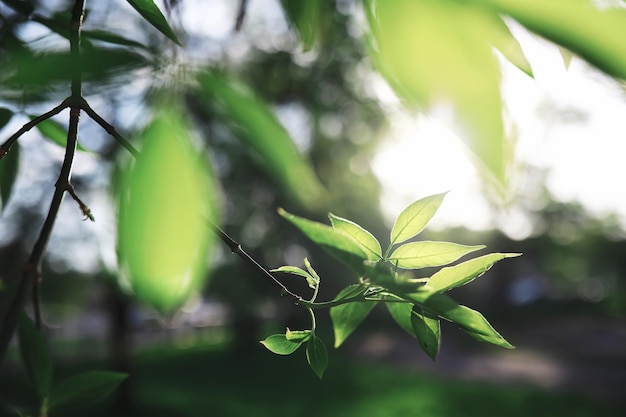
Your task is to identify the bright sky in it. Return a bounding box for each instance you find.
[371,27,626,238]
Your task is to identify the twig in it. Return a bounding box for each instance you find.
[66,183,95,221]
[233,0,249,32]
[80,98,140,158]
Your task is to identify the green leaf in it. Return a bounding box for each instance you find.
[486,15,534,77]
[329,213,382,261]
[386,301,414,337]
[332,284,369,301]
[402,288,514,349]
[33,118,87,152]
[390,241,485,269]
[270,265,317,289]
[330,287,378,348]
[126,0,181,45]
[48,371,127,412]
[306,335,328,379]
[82,30,150,50]
[285,328,312,343]
[366,0,509,185]
[0,141,19,210]
[197,71,326,209]
[17,314,52,401]
[428,252,521,293]
[278,208,369,274]
[304,258,321,289]
[117,106,218,314]
[411,306,441,361]
[390,192,447,245]
[279,0,330,50]
[0,107,13,127]
[476,0,626,79]
[260,334,304,355]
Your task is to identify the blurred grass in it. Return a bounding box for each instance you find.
[2,338,618,417]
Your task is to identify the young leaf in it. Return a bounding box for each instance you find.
[260,334,304,355]
[270,265,316,289]
[390,241,485,269]
[33,118,87,152]
[0,142,19,209]
[278,208,369,274]
[428,252,522,293]
[330,287,378,347]
[390,192,447,245]
[304,258,321,289]
[386,301,414,337]
[285,328,312,343]
[48,371,127,412]
[329,213,382,261]
[126,0,181,45]
[18,314,52,401]
[411,306,441,361]
[306,335,328,379]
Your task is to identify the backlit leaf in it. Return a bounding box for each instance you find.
[411,306,441,361]
[486,15,533,77]
[126,0,181,45]
[428,252,521,293]
[390,192,447,245]
[18,314,52,401]
[329,213,382,261]
[270,265,316,289]
[48,371,127,412]
[390,241,485,269]
[386,301,414,337]
[117,107,218,313]
[279,208,369,274]
[331,287,378,347]
[197,71,326,209]
[306,335,328,379]
[260,334,303,355]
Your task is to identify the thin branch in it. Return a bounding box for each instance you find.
[233,0,248,32]
[80,98,140,158]
[66,183,95,221]
[0,99,70,159]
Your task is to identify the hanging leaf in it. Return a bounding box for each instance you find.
[197,71,326,209]
[411,306,441,361]
[279,0,330,50]
[0,141,19,210]
[279,208,369,274]
[48,371,127,412]
[17,314,52,402]
[117,106,218,314]
[329,213,382,261]
[428,252,521,293]
[390,192,447,246]
[306,335,328,379]
[260,334,304,355]
[126,0,181,45]
[386,301,414,337]
[331,286,378,348]
[389,241,485,269]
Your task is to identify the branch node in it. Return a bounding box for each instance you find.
[66,183,95,222]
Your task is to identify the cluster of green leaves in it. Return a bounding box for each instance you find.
[262,192,519,377]
[13,314,126,416]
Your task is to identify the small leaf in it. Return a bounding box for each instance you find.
[303,257,321,289]
[331,287,378,348]
[33,118,87,152]
[126,0,181,45]
[0,142,19,209]
[270,265,316,289]
[17,314,52,401]
[285,328,312,343]
[48,371,127,412]
[306,335,328,379]
[260,334,304,355]
[386,301,414,337]
[428,253,521,293]
[411,306,441,361]
[332,284,369,302]
[390,192,448,245]
[390,241,485,269]
[278,208,369,274]
[329,213,382,261]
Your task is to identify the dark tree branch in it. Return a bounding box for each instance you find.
[66,183,95,221]
[233,0,249,32]
[80,99,140,158]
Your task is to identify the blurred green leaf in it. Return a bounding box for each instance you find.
[17,314,52,401]
[279,0,329,50]
[386,301,414,337]
[285,328,312,343]
[411,306,441,361]
[390,192,447,246]
[428,252,521,293]
[117,107,218,314]
[82,30,150,50]
[48,371,127,412]
[390,241,485,269]
[260,334,304,355]
[476,0,626,79]
[0,107,13,127]
[306,335,328,379]
[329,213,382,261]
[126,0,181,45]
[486,15,534,77]
[32,118,87,152]
[330,287,378,348]
[278,208,368,274]
[1,0,34,15]
[197,71,326,209]
[365,0,508,185]
[0,108,19,209]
